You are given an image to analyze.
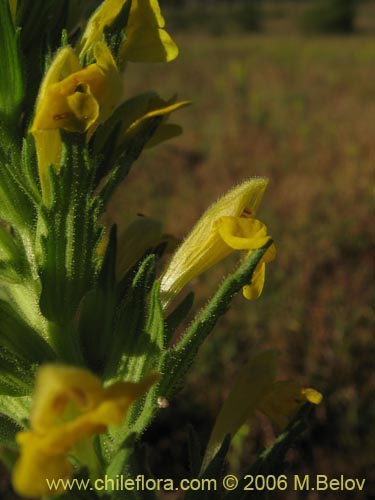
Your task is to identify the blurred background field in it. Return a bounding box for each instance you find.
[107,1,375,498]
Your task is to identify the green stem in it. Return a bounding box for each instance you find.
[129,241,273,437]
[160,240,274,399]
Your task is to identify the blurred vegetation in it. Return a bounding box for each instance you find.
[160,0,373,36]
[108,4,375,497]
[160,1,263,35]
[299,0,357,33]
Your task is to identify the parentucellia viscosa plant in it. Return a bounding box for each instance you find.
[0,1,322,498]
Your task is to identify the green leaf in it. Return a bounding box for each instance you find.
[184,436,231,500]
[103,0,132,60]
[224,406,314,500]
[124,281,166,431]
[159,242,273,401]
[0,299,56,364]
[106,436,157,500]
[20,136,42,203]
[106,255,164,382]
[0,412,22,450]
[0,150,36,229]
[0,223,29,283]
[98,114,165,206]
[187,425,203,478]
[37,134,103,325]
[145,123,183,149]
[146,280,166,352]
[105,255,158,381]
[0,393,31,427]
[201,351,277,472]
[0,0,24,129]
[0,347,35,396]
[79,226,117,374]
[164,291,194,344]
[97,96,189,206]
[93,92,158,179]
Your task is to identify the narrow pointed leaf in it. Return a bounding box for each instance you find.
[164,291,194,344]
[79,226,117,373]
[201,351,277,472]
[0,0,24,127]
[38,135,103,324]
[159,242,273,400]
[224,406,314,500]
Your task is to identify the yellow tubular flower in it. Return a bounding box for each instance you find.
[31,42,122,200]
[32,43,121,134]
[258,381,323,429]
[160,178,275,308]
[12,364,158,498]
[78,0,178,63]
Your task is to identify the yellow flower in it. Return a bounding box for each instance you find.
[31,42,122,200]
[201,351,322,471]
[78,0,178,63]
[12,364,158,498]
[160,178,275,307]
[120,0,178,62]
[258,381,323,429]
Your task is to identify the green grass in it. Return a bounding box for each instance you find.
[109,32,375,498]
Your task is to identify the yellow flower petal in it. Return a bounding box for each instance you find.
[31,47,82,131]
[259,381,323,429]
[32,43,121,134]
[243,262,266,300]
[79,0,178,64]
[31,43,122,201]
[30,364,103,432]
[78,0,126,57]
[160,179,270,307]
[12,364,158,498]
[32,129,62,201]
[120,0,178,63]
[90,42,123,125]
[216,217,270,250]
[302,387,323,405]
[242,243,276,300]
[13,432,72,498]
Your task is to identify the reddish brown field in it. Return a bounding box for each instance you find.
[109,28,375,499]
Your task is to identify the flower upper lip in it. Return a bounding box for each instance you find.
[159,178,275,308]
